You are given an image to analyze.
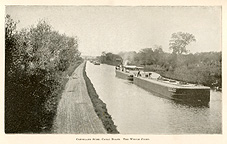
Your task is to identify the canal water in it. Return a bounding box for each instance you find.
[86,62,222,134]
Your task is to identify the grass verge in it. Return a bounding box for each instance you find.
[83,62,119,134]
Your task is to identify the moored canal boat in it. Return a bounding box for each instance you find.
[94,61,101,65]
[115,65,142,81]
[116,67,210,104]
[133,75,210,104]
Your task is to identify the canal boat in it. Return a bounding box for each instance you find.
[115,65,143,81]
[116,68,210,104]
[133,73,210,104]
[94,61,101,65]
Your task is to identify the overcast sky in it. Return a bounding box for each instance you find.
[6,6,221,56]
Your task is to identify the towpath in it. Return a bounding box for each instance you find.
[53,62,106,134]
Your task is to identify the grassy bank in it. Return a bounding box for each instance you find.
[83,62,119,134]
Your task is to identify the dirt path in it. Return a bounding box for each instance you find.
[53,62,106,134]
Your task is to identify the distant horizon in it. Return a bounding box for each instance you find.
[6,6,221,56]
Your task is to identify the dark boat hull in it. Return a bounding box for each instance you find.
[115,70,133,81]
[133,76,210,104]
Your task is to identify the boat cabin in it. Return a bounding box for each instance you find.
[141,72,161,80]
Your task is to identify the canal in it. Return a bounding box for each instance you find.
[86,62,222,134]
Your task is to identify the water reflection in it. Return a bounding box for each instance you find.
[171,99,210,108]
[86,62,222,134]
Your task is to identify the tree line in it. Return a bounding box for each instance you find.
[98,32,221,89]
[98,51,122,66]
[5,15,82,133]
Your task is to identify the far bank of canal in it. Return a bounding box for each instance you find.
[85,61,222,134]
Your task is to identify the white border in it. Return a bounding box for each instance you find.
[0,0,226,144]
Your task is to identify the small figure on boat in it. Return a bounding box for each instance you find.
[137,70,141,77]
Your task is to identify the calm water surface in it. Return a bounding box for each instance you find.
[86,62,222,134]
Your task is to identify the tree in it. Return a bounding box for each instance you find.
[169,32,196,54]
[99,52,122,65]
[137,48,154,65]
[5,14,19,76]
[5,15,81,133]
[153,45,164,65]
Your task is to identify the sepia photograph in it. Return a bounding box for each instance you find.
[4,5,222,135]
[1,2,226,144]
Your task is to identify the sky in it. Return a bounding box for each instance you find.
[6,6,221,56]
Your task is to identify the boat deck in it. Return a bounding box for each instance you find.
[137,76,210,90]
